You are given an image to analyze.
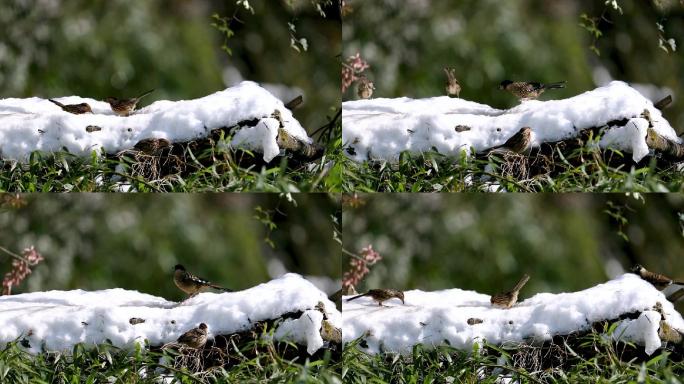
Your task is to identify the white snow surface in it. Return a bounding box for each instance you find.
[342,81,679,163]
[0,81,311,163]
[343,274,684,355]
[0,273,340,355]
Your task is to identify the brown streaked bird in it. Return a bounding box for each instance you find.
[48,99,93,115]
[174,264,232,298]
[499,80,566,101]
[85,125,102,133]
[346,288,405,306]
[490,274,530,309]
[654,302,683,344]
[444,67,461,98]
[284,95,304,110]
[632,264,684,290]
[106,89,155,116]
[134,138,171,155]
[489,127,533,154]
[357,77,375,100]
[176,323,208,349]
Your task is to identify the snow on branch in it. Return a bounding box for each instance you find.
[0,274,340,355]
[0,82,314,163]
[342,81,680,163]
[342,274,684,356]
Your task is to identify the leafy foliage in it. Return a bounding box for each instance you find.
[342,331,684,383]
[0,337,340,384]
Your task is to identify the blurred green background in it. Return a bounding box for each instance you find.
[343,0,684,132]
[0,193,341,301]
[343,193,684,311]
[0,0,340,132]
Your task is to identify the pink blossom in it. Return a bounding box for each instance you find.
[2,246,44,295]
[342,53,370,93]
[342,245,382,290]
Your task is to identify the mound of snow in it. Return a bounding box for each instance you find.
[343,274,684,355]
[0,81,311,163]
[342,81,679,163]
[0,273,339,355]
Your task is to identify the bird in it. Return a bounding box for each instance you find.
[284,95,304,110]
[173,264,232,298]
[85,125,102,133]
[490,274,530,309]
[357,77,375,99]
[499,80,566,101]
[345,288,405,306]
[105,89,155,116]
[632,264,684,290]
[48,99,93,115]
[444,67,461,98]
[134,138,171,155]
[176,323,208,349]
[489,127,533,154]
[654,302,683,344]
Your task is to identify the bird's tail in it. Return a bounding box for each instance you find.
[543,81,566,89]
[345,293,368,302]
[673,280,684,286]
[136,89,155,100]
[513,274,531,292]
[48,99,65,108]
[210,284,233,292]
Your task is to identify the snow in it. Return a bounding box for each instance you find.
[0,273,340,355]
[342,273,684,355]
[342,81,679,163]
[0,81,311,163]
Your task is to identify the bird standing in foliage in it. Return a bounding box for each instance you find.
[489,127,533,154]
[444,67,461,98]
[491,274,530,309]
[106,89,155,116]
[357,77,375,99]
[174,264,232,298]
[177,323,208,349]
[499,80,566,101]
[134,138,171,155]
[632,264,684,290]
[48,99,93,115]
[346,288,405,306]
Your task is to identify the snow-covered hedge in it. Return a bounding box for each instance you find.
[0,273,339,355]
[342,81,679,163]
[0,81,311,163]
[343,274,684,355]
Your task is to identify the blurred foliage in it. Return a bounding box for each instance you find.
[343,193,684,310]
[0,0,340,132]
[0,193,341,300]
[343,0,684,132]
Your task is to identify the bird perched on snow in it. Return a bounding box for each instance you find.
[174,264,232,298]
[176,323,209,349]
[105,89,155,116]
[48,99,93,115]
[632,264,684,290]
[499,80,566,101]
[489,127,533,154]
[490,274,530,309]
[346,288,405,306]
[357,77,375,99]
[444,67,461,98]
